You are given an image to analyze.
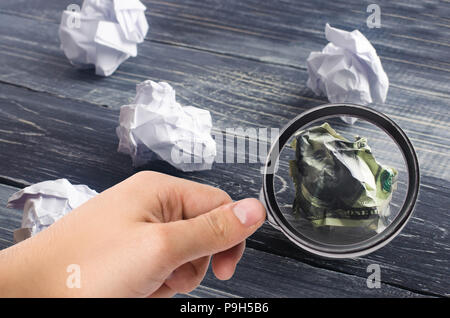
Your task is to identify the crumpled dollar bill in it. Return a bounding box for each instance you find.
[289,123,397,233]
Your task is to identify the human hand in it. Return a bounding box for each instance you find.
[0,172,266,297]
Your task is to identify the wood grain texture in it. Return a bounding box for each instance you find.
[0,13,448,180]
[0,83,447,296]
[0,184,425,298]
[0,0,448,297]
[1,0,449,63]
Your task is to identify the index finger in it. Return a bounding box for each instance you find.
[130,171,233,220]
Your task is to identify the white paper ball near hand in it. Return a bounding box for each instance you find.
[7,179,98,243]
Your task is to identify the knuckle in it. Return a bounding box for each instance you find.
[217,189,233,205]
[177,279,201,294]
[204,212,229,244]
[186,281,202,294]
[206,186,232,205]
[133,170,159,181]
[174,265,205,294]
[151,226,173,253]
[200,184,232,206]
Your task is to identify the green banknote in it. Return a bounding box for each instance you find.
[289,122,397,232]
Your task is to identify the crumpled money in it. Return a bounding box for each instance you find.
[59,0,149,76]
[289,123,397,232]
[306,24,389,124]
[7,179,98,243]
[116,80,217,171]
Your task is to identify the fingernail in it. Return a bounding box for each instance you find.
[232,198,265,227]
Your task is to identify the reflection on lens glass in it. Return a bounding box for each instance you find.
[273,116,408,246]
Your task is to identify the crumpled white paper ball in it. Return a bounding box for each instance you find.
[116,80,217,171]
[7,179,98,243]
[59,0,149,76]
[306,24,389,124]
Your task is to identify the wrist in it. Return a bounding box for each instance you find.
[0,242,35,297]
[0,237,68,297]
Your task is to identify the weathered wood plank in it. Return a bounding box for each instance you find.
[0,184,21,249]
[0,13,448,181]
[247,176,450,297]
[0,83,447,296]
[0,0,449,98]
[0,183,424,297]
[0,0,448,297]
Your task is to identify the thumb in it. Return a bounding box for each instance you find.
[161,198,266,265]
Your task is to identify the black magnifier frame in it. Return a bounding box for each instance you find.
[261,103,420,259]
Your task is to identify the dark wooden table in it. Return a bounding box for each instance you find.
[0,0,448,297]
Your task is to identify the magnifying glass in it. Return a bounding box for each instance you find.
[260,104,420,259]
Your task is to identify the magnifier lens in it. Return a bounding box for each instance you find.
[273,115,409,248]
